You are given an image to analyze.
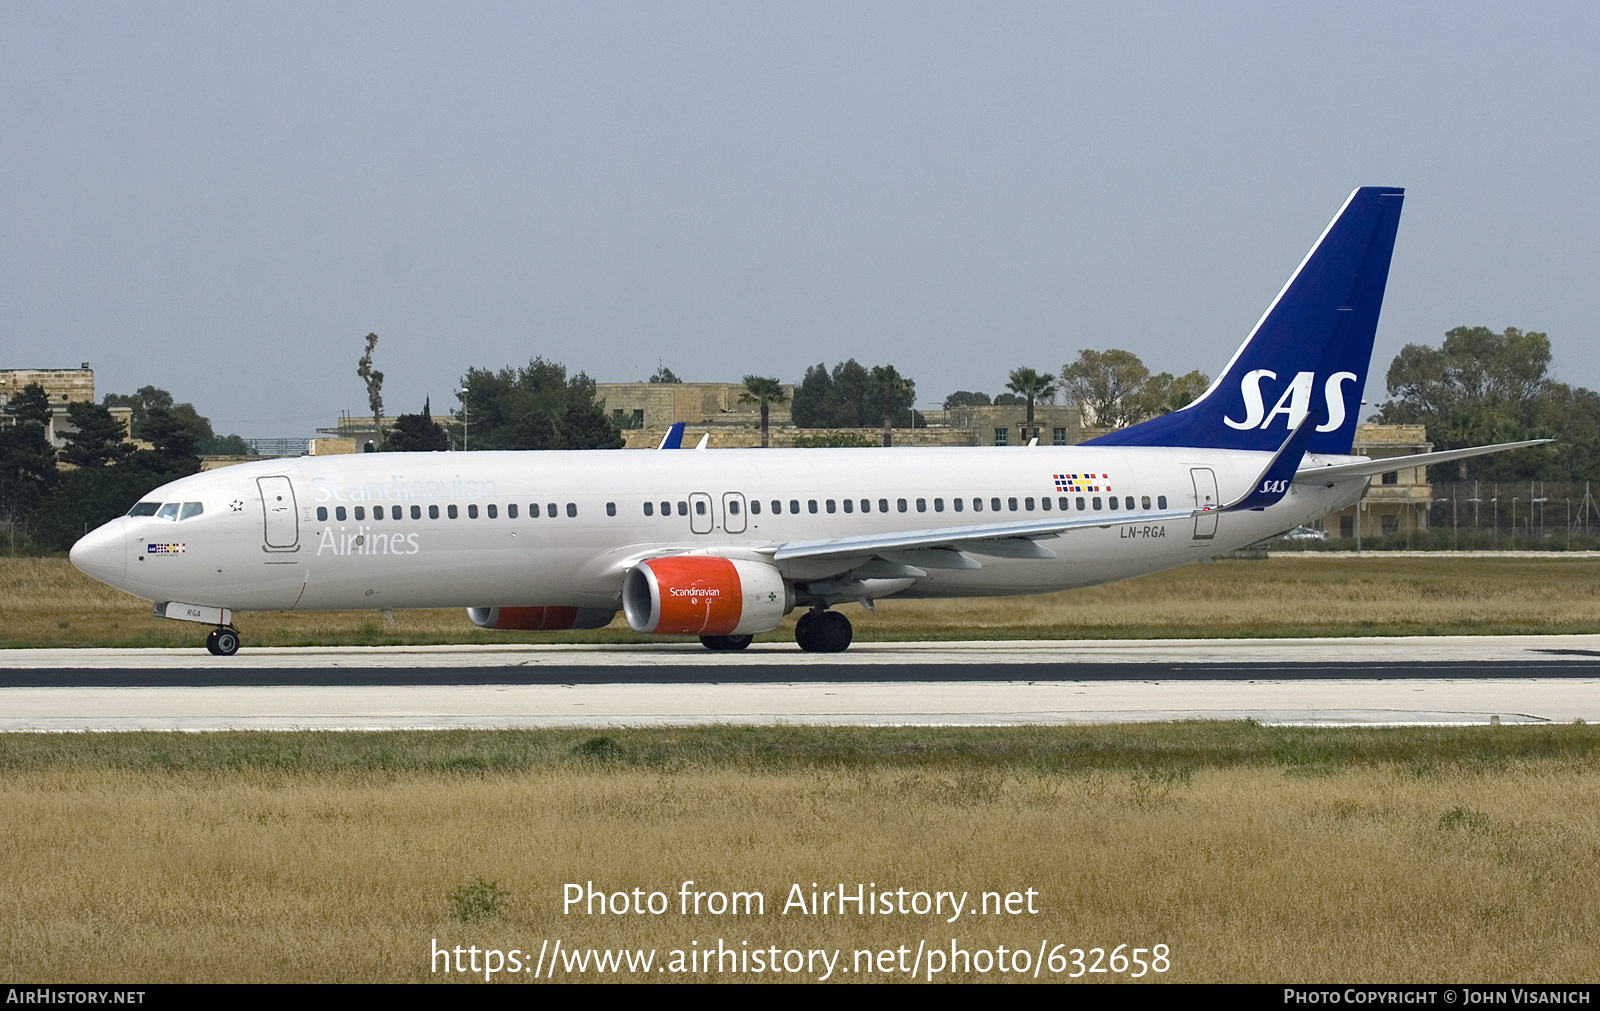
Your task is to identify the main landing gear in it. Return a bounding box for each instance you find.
[205,626,241,656]
[699,634,754,651]
[794,609,852,653]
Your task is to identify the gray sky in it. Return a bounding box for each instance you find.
[3,2,1596,437]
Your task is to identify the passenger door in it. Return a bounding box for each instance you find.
[257,476,300,551]
[722,492,747,534]
[1190,468,1218,540]
[689,492,714,534]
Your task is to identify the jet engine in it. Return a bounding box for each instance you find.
[466,606,617,631]
[622,556,792,636]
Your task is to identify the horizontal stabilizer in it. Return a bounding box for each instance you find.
[1292,440,1552,485]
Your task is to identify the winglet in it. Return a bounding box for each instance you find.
[1220,406,1320,512]
[656,422,686,450]
[694,433,710,451]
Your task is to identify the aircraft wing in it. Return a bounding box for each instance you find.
[770,509,1196,563]
[1292,439,1551,485]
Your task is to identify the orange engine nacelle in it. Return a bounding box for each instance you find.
[622,556,791,636]
[466,606,617,631]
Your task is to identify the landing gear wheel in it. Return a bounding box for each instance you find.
[795,610,852,653]
[700,634,754,651]
[206,627,240,657]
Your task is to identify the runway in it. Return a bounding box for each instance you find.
[3,635,1599,730]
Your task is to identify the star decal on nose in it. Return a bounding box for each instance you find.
[229,499,245,512]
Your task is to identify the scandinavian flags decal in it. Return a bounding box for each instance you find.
[1052,473,1110,493]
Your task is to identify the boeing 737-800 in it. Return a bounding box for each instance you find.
[69,187,1543,655]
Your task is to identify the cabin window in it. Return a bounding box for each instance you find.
[953,498,963,512]
[695,500,707,516]
[1092,497,1102,510]
[774,500,785,514]
[991,498,1002,512]
[606,502,616,517]
[676,501,687,516]
[411,505,422,519]
[467,504,478,519]
[334,506,347,521]
[750,500,761,515]
[898,498,907,513]
[972,498,983,512]
[788,500,798,514]
[862,499,872,513]
[728,500,740,515]
[508,504,518,518]
[1125,497,1135,510]
[429,505,440,519]
[1041,497,1051,511]
[488,504,498,518]
[843,499,854,513]
[643,502,653,516]
[316,506,328,521]
[448,504,459,519]
[372,507,385,522]
[1025,497,1035,511]
[933,498,943,512]
[1141,496,1151,509]
[659,501,670,516]
[1008,497,1018,511]
[1158,496,1167,509]
[826,499,836,514]
[567,503,577,518]
[808,500,818,514]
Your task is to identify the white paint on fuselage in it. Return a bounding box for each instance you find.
[79,446,1367,614]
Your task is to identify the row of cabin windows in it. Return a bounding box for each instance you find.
[645,495,1169,516]
[318,493,1173,525]
[317,502,600,522]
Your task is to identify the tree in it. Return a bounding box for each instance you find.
[1140,370,1211,416]
[0,384,57,523]
[139,405,203,472]
[648,365,682,384]
[1006,367,1058,442]
[458,358,623,451]
[356,332,385,446]
[791,360,916,430]
[383,398,451,452]
[739,376,788,448]
[942,390,991,409]
[59,402,132,468]
[868,365,915,447]
[1061,349,1150,428]
[1375,326,1577,480]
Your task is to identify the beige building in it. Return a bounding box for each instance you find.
[0,367,134,451]
[596,382,795,432]
[1322,424,1433,539]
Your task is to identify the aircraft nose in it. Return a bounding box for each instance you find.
[70,518,128,589]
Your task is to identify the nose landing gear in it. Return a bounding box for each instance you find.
[205,626,241,656]
[794,609,852,653]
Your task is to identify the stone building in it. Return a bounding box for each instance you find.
[0,367,133,450]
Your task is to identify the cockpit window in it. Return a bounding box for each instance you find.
[155,503,181,521]
[127,502,161,517]
[179,502,204,521]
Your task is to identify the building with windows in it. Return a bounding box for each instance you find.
[0,367,133,451]
[1320,424,1433,539]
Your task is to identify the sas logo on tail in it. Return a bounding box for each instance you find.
[1225,371,1357,432]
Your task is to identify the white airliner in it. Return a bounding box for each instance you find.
[70,187,1542,655]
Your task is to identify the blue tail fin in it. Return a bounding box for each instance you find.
[657,422,686,450]
[1086,186,1404,454]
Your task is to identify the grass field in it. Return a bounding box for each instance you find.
[6,554,1600,648]
[2,725,1598,983]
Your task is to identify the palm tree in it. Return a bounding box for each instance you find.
[739,376,788,448]
[1006,367,1058,443]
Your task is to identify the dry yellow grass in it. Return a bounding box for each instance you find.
[2,760,1597,982]
[6,554,1600,646]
